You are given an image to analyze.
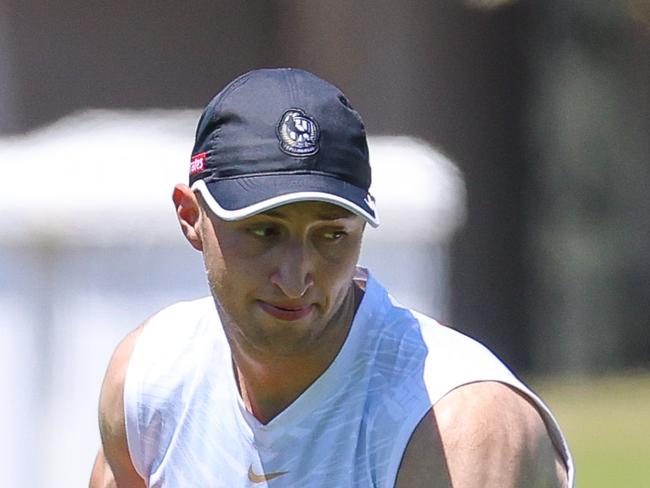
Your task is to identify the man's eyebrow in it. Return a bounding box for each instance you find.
[260,209,285,218]
[318,213,356,221]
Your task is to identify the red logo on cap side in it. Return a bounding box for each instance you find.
[190,152,207,175]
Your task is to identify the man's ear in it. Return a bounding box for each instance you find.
[172,184,203,252]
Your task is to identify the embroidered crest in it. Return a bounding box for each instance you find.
[277,109,320,156]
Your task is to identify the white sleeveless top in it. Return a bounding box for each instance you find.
[125,270,574,487]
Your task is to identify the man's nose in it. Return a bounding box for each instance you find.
[270,240,315,299]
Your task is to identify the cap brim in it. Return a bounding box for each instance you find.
[191,174,379,227]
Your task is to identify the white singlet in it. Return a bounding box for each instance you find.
[124,269,574,487]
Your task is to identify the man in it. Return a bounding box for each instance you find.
[90,68,574,487]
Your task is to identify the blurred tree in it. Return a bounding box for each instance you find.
[525,0,650,373]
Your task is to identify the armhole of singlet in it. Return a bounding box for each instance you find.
[386,380,575,488]
[121,298,215,482]
[416,318,574,487]
[123,323,150,480]
[503,381,576,487]
[385,403,435,488]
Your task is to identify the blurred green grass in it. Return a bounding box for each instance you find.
[531,372,650,488]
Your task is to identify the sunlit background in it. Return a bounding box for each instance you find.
[1,1,649,486]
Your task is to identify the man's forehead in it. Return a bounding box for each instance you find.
[258,201,357,221]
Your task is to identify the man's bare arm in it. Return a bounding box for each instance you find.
[89,325,147,488]
[89,448,117,488]
[395,381,568,488]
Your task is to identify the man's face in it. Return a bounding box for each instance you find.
[198,200,365,356]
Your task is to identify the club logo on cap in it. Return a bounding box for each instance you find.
[277,109,320,157]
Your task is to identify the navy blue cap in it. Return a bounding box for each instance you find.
[189,68,378,227]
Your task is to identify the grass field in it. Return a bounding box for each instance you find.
[532,372,650,488]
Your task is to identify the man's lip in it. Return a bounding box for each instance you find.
[257,301,314,321]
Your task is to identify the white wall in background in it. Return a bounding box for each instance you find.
[0,112,465,487]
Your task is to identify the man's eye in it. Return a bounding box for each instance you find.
[322,230,346,241]
[249,226,278,238]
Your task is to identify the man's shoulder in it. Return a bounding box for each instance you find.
[405,310,534,405]
[136,296,215,341]
[379,303,513,384]
[100,297,213,395]
[366,282,525,390]
[126,296,219,375]
[147,296,215,326]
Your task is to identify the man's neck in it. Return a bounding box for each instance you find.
[230,284,363,424]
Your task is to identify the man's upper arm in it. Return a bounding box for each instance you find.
[395,381,568,488]
[90,325,147,488]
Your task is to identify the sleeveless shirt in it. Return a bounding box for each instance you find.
[124,269,574,487]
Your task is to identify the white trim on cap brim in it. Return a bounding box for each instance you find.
[191,179,379,227]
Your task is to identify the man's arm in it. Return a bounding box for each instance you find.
[89,325,147,488]
[395,381,568,488]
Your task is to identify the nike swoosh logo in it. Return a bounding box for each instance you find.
[248,464,289,483]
